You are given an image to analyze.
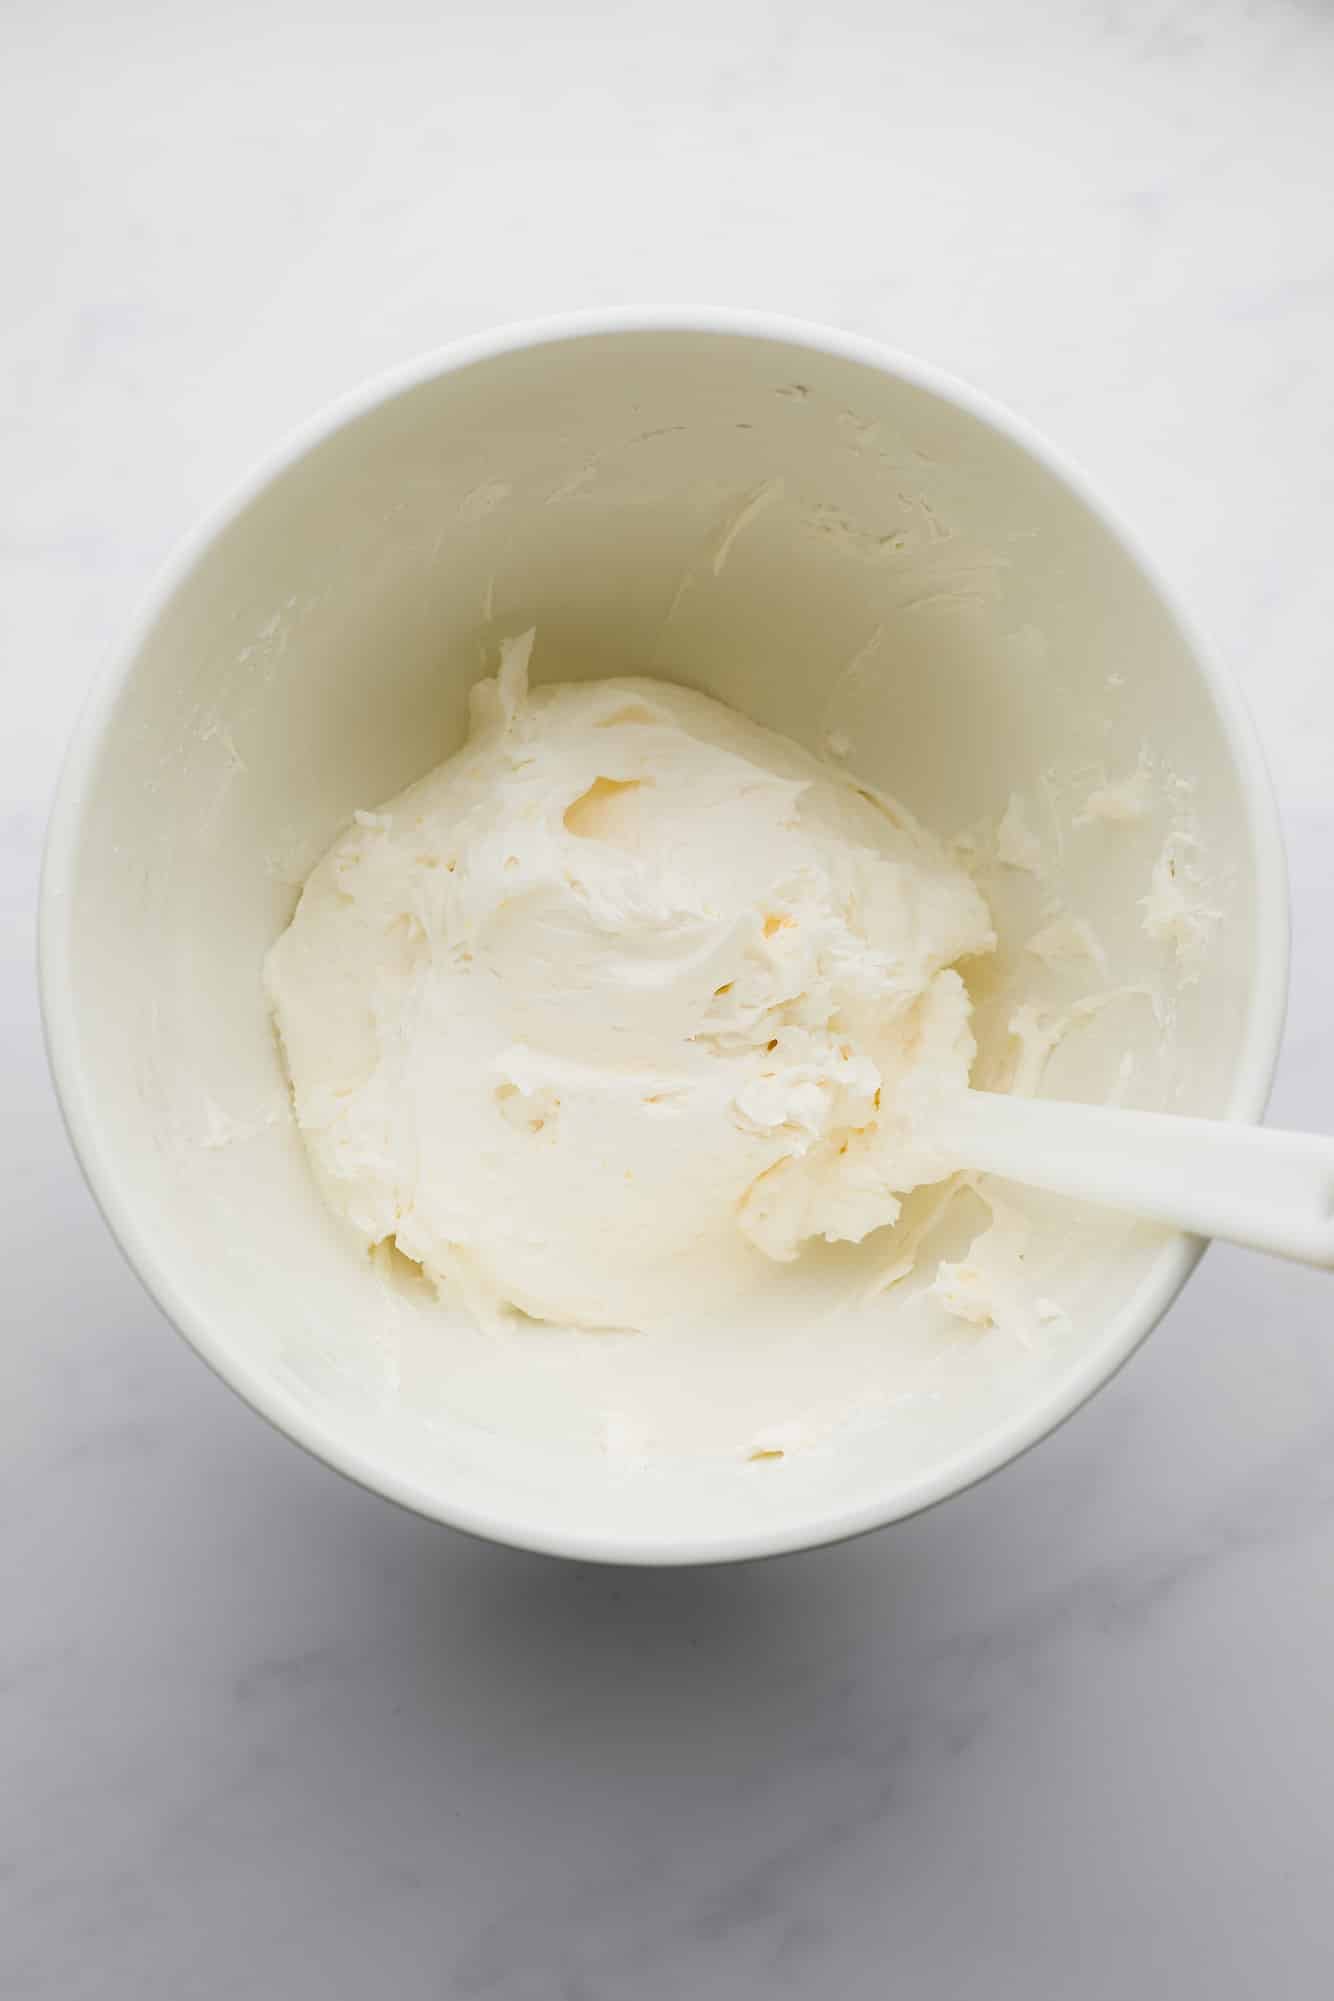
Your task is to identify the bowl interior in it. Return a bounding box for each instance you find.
[46,323,1280,1560]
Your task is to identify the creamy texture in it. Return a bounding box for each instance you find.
[1078,763,1150,826]
[1141,834,1218,974]
[266,634,995,1332]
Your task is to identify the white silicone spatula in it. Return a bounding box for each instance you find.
[935,1090,1334,1268]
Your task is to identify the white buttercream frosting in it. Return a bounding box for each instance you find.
[265,633,995,1331]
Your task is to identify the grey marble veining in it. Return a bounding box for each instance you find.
[5,2,1334,1994]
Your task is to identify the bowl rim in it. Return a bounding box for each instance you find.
[39,305,1291,1566]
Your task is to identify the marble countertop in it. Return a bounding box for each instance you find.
[5,2,1334,1993]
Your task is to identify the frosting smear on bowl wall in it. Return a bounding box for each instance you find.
[265,631,997,1335]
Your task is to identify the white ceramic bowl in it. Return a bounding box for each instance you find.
[41,310,1288,1564]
